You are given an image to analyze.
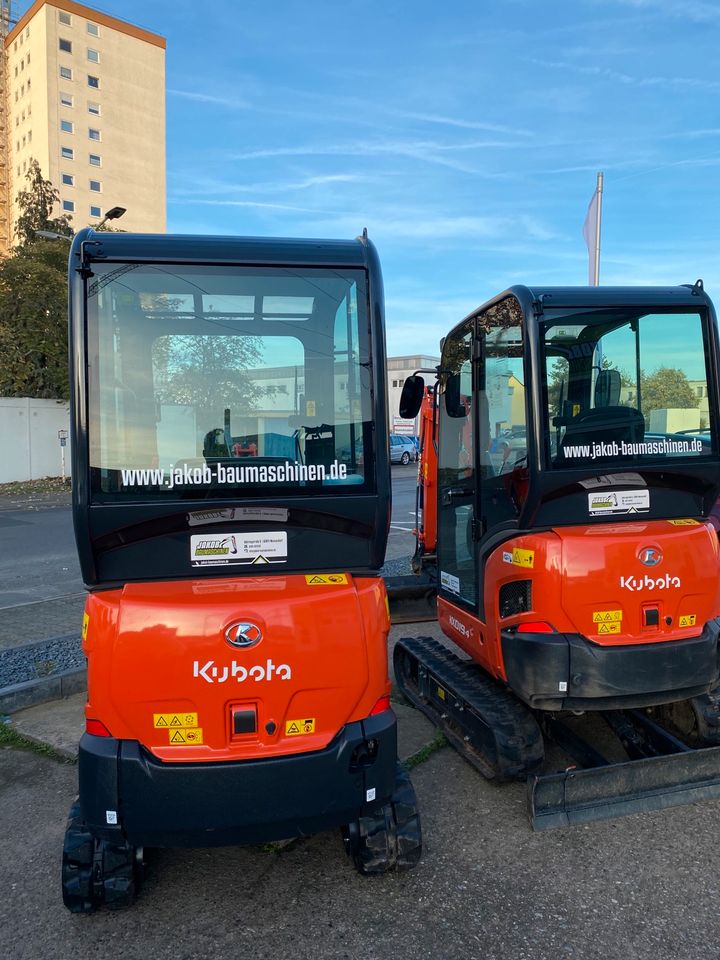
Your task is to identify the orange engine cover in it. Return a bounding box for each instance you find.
[439,519,720,682]
[82,574,390,763]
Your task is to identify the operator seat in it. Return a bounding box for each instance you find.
[559,405,645,460]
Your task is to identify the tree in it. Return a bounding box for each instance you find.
[14,159,73,247]
[153,333,265,435]
[0,160,74,398]
[640,367,698,417]
[0,239,70,398]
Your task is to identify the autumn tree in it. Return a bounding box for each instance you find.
[640,367,698,419]
[14,159,73,247]
[0,230,73,399]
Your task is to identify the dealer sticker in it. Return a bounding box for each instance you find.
[190,531,287,567]
[588,489,650,516]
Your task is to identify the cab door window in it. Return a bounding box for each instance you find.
[437,325,476,606]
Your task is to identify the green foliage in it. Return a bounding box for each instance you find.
[14,159,73,247]
[640,366,698,414]
[0,239,70,398]
[0,161,73,399]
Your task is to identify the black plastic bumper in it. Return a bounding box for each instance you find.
[501,619,720,711]
[78,711,397,847]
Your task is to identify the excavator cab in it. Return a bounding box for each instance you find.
[397,283,720,827]
[61,230,421,912]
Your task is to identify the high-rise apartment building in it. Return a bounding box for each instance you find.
[0,0,166,254]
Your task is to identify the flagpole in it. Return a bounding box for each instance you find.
[593,171,603,286]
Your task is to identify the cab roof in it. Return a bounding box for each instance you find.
[70,228,374,270]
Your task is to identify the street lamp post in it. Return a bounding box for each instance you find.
[95,206,127,230]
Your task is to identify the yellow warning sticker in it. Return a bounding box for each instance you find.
[597,622,621,635]
[668,519,700,526]
[81,613,90,640]
[285,718,316,736]
[512,548,535,569]
[306,400,316,416]
[592,610,623,623]
[437,687,446,701]
[305,574,349,585]
[154,712,198,729]
[679,614,697,627]
[168,727,203,745]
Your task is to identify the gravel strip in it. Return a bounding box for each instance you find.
[0,634,84,688]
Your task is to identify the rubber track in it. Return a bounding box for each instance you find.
[395,636,544,781]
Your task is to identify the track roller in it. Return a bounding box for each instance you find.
[394,635,544,781]
[342,764,422,875]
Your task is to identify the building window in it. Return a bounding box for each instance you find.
[88,75,100,89]
[22,135,26,146]
[90,205,102,218]
[15,116,18,127]
[27,52,30,64]
[87,48,99,63]
[60,93,74,107]
[88,102,101,116]
[59,11,71,25]
[89,153,101,166]
[61,146,74,160]
[60,120,73,133]
[60,66,72,80]
[62,173,74,186]
[27,130,31,143]
[63,200,75,212]
[89,179,101,192]
[20,58,24,70]
[59,38,72,53]
[88,128,101,141]
[87,22,99,37]
[26,78,30,90]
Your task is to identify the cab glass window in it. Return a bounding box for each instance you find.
[541,309,715,467]
[86,263,373,500]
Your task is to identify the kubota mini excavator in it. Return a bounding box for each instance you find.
[61,229,421,912]
[395,282,720,828]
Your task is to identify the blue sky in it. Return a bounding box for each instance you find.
[20,0,720,356]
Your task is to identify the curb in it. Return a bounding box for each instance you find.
[0,666,86,714]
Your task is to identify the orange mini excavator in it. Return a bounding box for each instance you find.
[396,283,720,828]
[61,229,421,912]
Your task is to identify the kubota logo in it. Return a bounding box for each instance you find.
[620,573,680,591]
[638,546,663,567]
[225,621,262,648]
[193,659,292,684]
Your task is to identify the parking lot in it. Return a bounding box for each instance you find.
[3,472,720,958]
[4,690,720,960]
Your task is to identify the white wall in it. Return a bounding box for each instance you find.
[0,398,71,483]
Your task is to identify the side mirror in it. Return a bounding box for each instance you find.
[399,375,425,419]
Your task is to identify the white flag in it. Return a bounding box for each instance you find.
[583,173,603,286]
